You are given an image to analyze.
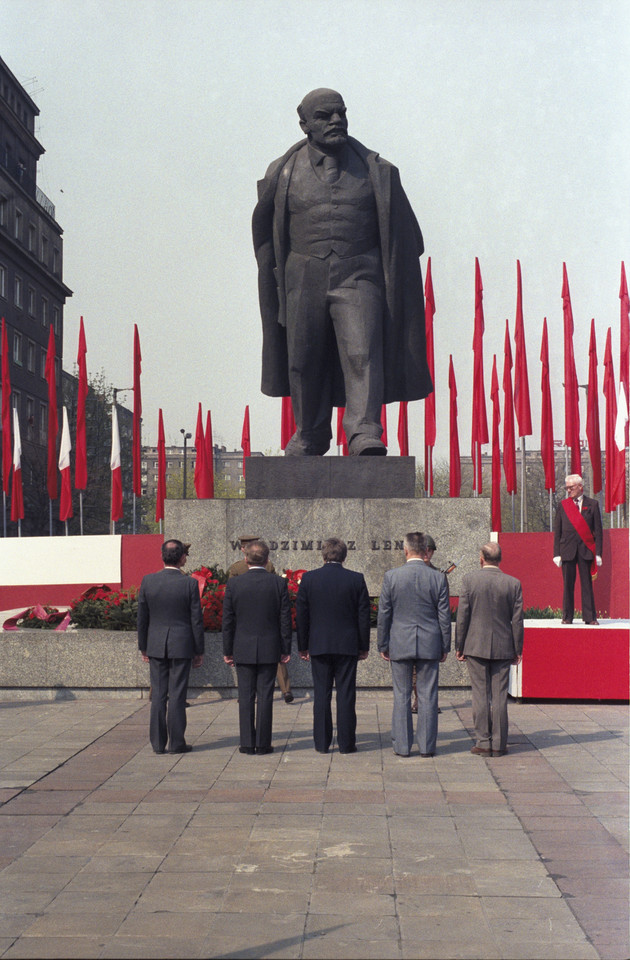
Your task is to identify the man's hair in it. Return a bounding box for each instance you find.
[481,542,502,564]
[425,535,436,553]
[404,532,427,556]
[565,474,583,487]
[322,537,347,563]
[162,539,185,566]
[244,539,269,567]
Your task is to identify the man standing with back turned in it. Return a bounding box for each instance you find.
[253,88,432,456]
[138,539,205,754]
[377,532,451,758]
[456,542,523,757]
[296,538,370,753]
[222,540,292,755]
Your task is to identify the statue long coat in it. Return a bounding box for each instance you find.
[252,136,433,406]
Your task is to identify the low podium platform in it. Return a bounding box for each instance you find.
[510,620,630,700]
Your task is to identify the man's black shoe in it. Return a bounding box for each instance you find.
[256,746,274,755]
[284,692,294,703]
[339,746,357,754]
[239,746,256,755]
[169,744,193,753]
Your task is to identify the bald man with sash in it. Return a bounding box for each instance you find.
[553,474,603,625]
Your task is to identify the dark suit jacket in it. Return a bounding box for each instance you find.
[296,563,371,657]
[455,567,524,659]
[137,568,205,659]
[222,569,292,664]
[553,495,603,561]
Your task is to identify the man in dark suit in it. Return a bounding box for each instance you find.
[296,538,370,754]
[222,540,292,755]
[456,542,524,757]
[553,474,603,624]
[377,532,451,758]
[228,534,294,703]
[138,539,205,754]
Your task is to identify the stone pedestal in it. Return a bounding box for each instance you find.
[246,456,416,499]
[165,495,490,597]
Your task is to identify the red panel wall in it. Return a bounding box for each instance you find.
[498,530,629,619]
[522,625,629,699]
[121,534,162,590]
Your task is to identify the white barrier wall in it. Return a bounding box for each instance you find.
[0,535,122,586]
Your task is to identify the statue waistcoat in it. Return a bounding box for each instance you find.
[287,147,379,259]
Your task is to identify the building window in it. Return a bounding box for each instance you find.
[13,332,22,365]
[39,402,47,442]
[12,390,21,413]
[28,223,36,252]
[26,396,34,438]
[14,275,23,308]
[28,287,36,317]
[41,235,48,264]
[14,209,22,241]
[41,297,48,327]
[0,264,6,299]
[53,247,59,274]
[39,349,46,378]
[27,340,35,372]
[53,306,60,335]
[0,196,6,227]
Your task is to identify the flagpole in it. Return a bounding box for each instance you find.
[49,500,52,537]
[64,520,68,536]
[548,489,552,532]
[511,492,515,532]
[133,493,137,535]
[79,492,84,536]
[17,517,21,538]
[2,492,5,537]
[520,437,528,532]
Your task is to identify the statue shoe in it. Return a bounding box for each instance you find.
[349,435,387,456]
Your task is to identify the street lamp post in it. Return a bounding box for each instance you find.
[180,429,192,499]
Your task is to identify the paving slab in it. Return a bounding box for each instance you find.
[0,692,627,960]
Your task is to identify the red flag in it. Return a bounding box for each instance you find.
[241,405,250,476]
[1,318,11,495]
[513,260,532,437]
[424,258,436,494]
[471,259,488,492]
[585,319,602,494]
[155,409,166,523]
[132,325,142,497]
[75,317,88,490]
[397,402,409,456]
[562,264,581,474]
[502,319,517,495]
[336,407,348,455]
[603,328,625,512]
[10,407,23,522]
[110,404,123,523]
[620,262,629,447]
[58,406,73,521]
[540,319,555,492]
[281,397,296,450]
[194,403,212,498]
[490,356,502,532]
[448,355,461,497]
[45,324,58,500]
[204,410,214,498]
[380,405,388,447]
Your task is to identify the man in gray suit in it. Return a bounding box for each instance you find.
[138,539,205,754]
[377,532,451,757]
[455,542,524,757]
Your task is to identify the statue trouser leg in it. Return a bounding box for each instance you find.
[285,253,334,455]
[328,271,384,454]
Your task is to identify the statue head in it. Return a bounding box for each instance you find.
[297,88,348,153]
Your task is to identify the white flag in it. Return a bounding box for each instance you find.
[12,407,21,470]
[58,406,72,470]
[110,404,121,470]
[615,383,629,452]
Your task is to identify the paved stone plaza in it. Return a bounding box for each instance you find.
[0,692,627,959]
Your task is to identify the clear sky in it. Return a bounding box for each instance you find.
[3,0,628,460]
